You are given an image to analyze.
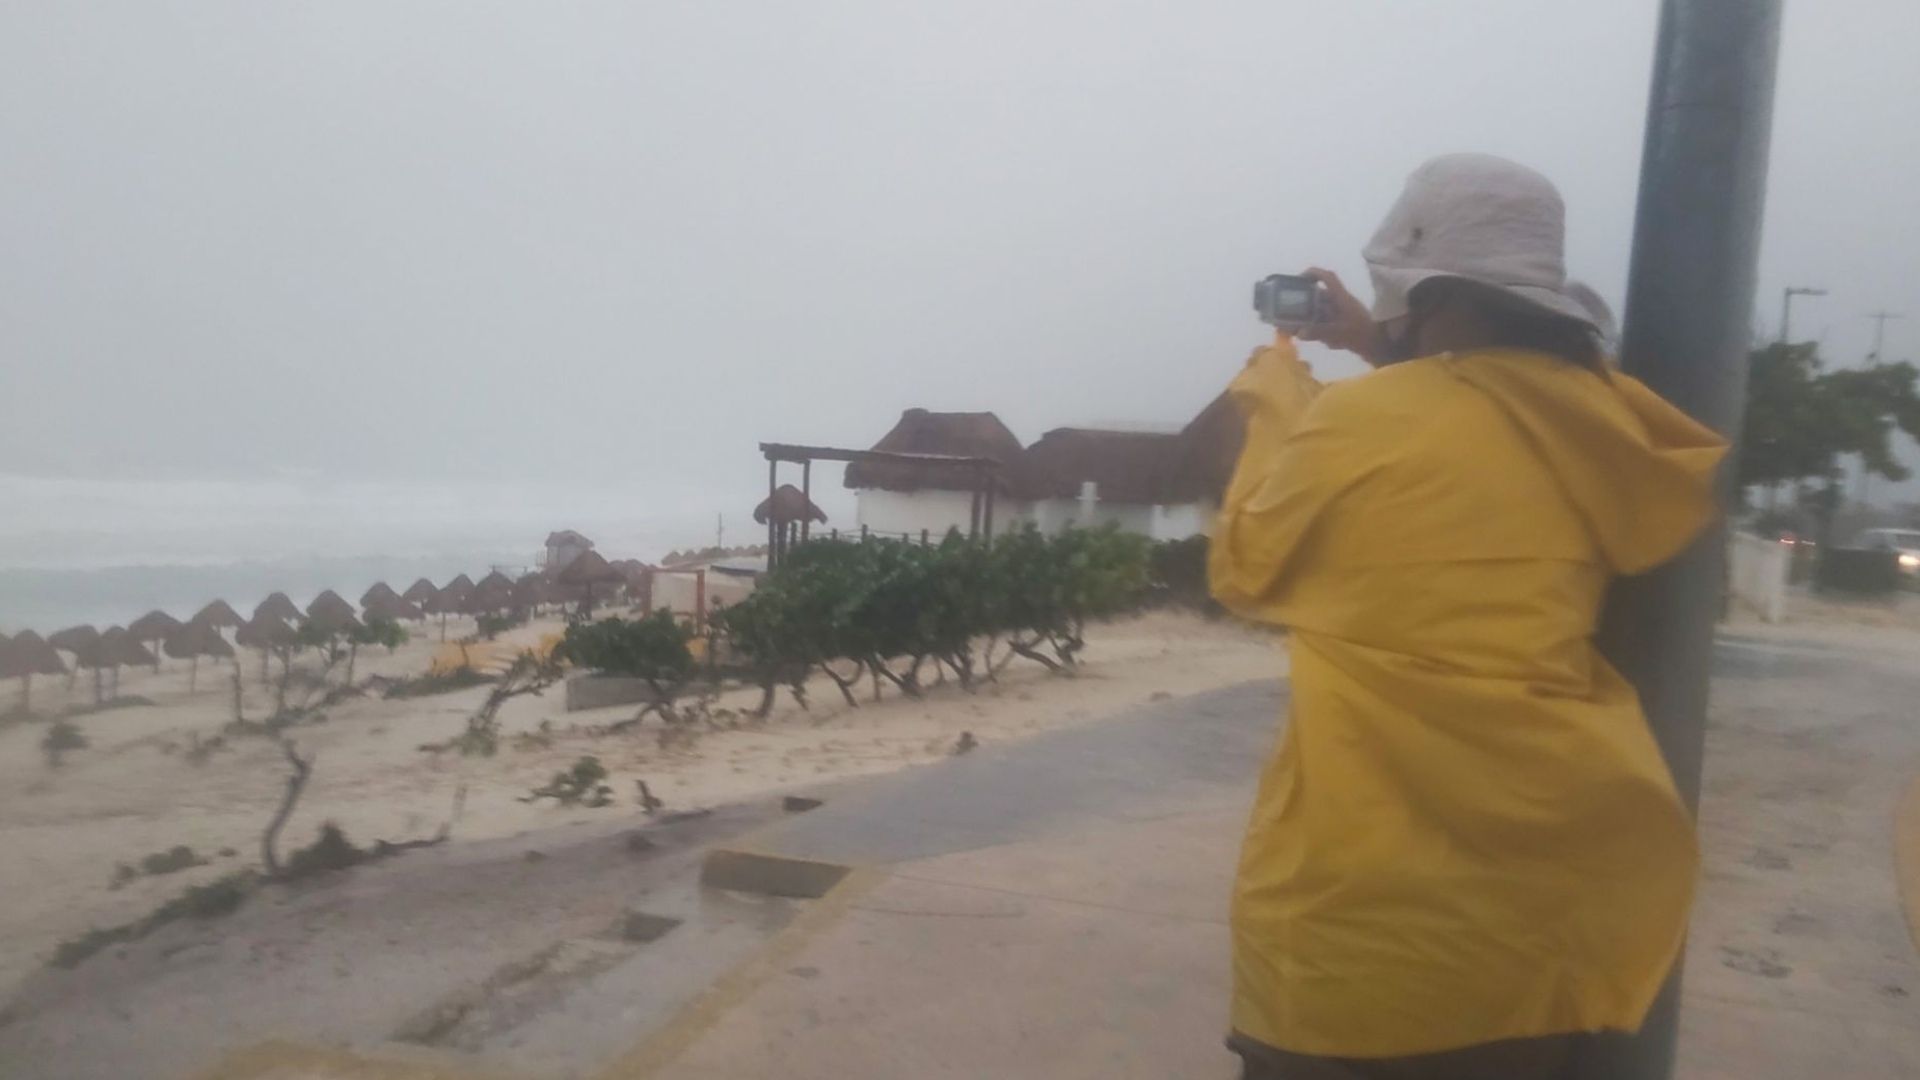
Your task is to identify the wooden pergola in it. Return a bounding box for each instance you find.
[759,442,1001,568]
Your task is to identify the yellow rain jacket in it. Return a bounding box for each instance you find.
[1210,338,1726,1057]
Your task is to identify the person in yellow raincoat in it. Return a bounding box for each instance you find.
[1211,154,1727,1078]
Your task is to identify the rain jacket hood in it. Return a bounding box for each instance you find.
[1444,349,1725,574]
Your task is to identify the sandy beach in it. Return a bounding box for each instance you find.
[0,608,1281,998]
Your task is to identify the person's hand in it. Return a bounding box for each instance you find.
[1295,267,1380,365]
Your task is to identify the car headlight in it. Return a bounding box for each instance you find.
[1900,553,1920,569]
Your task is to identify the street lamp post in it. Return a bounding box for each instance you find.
[1600,1,1784,1078]
[1779,285,1827,343]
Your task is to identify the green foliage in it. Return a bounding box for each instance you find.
[384,665,494,699]
[716,524,1153,700]
[475,609,530,640]
[558,610,694,686]
[1148,535,1216,611]
[351,615,408,652]
[281,823,367,879]
[521,755,613,807]
[52,869,255,970]
[1743,343,1920,492]
[41,719,88,767]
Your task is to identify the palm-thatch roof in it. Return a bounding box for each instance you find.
[754,484,829,526]
[235,614,297,650]
[128,609,183,642]
[555,549,624,586]
[164,621,235,661]
[402,578,440,605]
[1020,427,1215,505]
[1169,389,1244,503]
[83,627,156,669]
[365,594,424,622]
[843,409,1029,495]
[254,592,302,623]
[2,631,68,678]
[512,573,551,608]
[360,581,401,609]
[191,599,245,630]
[444,574,476,593]
[49,625,100,655]
[305,590,360,631]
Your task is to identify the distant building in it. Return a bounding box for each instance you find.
[543,530,595,572]
[843,397,1243,542]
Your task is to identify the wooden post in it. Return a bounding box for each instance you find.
[766,458,780,569]
[982,467,996,541]
[800,460,813,543]
[860,524,870,542]
[694,569,707,635]
[968,485,982,539]
[921,528,930,546]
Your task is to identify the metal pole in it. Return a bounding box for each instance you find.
[1596,2,1782,1078]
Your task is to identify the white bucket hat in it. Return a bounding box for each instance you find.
[1363,153,1599,331]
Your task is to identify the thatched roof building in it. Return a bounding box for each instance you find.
[842,409,1029,495]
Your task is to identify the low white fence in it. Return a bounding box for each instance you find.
[1728,531,1791,623]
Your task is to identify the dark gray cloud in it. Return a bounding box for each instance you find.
[2,1,1914,509]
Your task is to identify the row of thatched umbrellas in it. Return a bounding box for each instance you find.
[1,552,640,712]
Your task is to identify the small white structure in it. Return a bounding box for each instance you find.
[1728,531,1791,623]
[845,398,1242,542]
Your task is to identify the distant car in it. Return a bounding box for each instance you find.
[1853,527,1920,576]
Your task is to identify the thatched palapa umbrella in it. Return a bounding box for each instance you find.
[555,549,625,617]
[306,590,360,632]
[80,627,155,702]
[127,610,182,671]
[366,593,423,623]
[512,573,550,615]
[402,578,440,607]
[466,571,516,616]
[192,599,245,632]
[360,581,401,609]
[254,592,302,624]
[49,625,100,689]
[425,575,474,640]
[2,631,67,715]
[236,613,298,685]
[164,621,235,693]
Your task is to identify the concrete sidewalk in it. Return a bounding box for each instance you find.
[611,632,1920,1080]
[616,679,1283,1080]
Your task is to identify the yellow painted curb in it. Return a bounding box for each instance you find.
[1896,771,1920,955]
[195,1038,520,1080]
[592,865,883,1080]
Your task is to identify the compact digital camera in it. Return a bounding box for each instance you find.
[1252,273,1327,333]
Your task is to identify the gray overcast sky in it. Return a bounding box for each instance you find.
[3,1,1917,504]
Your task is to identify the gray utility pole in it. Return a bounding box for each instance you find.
[1596,3,1782,1079]
[1779,285,1826,343]
[1864,310,1903,361]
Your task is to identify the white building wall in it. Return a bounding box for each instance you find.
[1149,501,1214,541]
[854,489,1032,541]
